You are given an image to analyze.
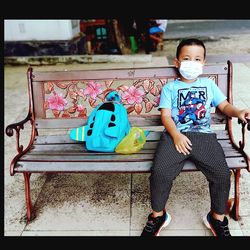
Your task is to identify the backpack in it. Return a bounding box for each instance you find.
[70,91,131,152]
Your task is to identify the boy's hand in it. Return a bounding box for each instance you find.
[172,132,192,155]
[237,109,250,123]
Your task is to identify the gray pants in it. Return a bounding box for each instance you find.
[150,131,231,215]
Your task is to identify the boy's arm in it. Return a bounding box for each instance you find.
[161,108,179,137]
[217,100,250,122]
[161,108,192,155]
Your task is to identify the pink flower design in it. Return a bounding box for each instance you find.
[47,93,68,111]
[153,96,160,106]
[83,81,102,100]
[76,104,84,112]
[121,86,144,105]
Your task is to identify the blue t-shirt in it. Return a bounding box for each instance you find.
[158,78,227,133]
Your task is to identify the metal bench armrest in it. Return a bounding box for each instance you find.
[237,118,250,150]
[230,118,250,172]
[6,112,38,175]
[5,112,35,154]
[227,117,250,172]
[238,118,250,131]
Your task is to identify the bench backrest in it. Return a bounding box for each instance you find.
[28,61,232,131]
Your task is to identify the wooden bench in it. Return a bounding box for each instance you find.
[6,60,250,223]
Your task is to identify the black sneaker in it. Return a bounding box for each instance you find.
[203,212,231,237]
[141,210,171,236]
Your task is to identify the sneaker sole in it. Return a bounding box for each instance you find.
[202,215,217,236]
[155,213,172,236]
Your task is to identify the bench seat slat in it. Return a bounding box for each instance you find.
[33,132,162,144]
[16,156,247,173]
[28,139,242,158]
[19,153,246,165]
[24,149,157,155]
[25,148,243,158]
[21,153,156,161]
[30,142,158,151]
[33,130,230,144]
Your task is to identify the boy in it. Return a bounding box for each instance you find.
[141,38,250,237]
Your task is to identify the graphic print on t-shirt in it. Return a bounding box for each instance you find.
[177,87,207,126]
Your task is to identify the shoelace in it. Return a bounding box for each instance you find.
[219,225,231,236]
[144,217,160,233]
[214,220,231,236]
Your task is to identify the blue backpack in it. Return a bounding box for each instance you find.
[70,91,131,152]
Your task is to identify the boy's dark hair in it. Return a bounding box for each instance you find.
[176,38,206,59]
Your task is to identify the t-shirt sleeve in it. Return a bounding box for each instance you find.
[158,85,172,110]
[210,80,227,107]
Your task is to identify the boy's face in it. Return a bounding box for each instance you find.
[174,44,206,68]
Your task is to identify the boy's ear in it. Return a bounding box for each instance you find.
[173,58,180,68]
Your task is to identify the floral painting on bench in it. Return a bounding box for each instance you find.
[43,75,217,119]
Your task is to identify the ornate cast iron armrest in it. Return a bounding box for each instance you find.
[5,112,34,154]
[229,118,250,172]
[228,117,250,166]
[237,118,250,150]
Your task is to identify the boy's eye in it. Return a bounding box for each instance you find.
[196,58,201,61]
[183,58,189,61]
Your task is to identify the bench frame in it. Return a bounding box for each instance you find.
[6,60,250,223]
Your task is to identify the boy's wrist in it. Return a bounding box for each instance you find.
[170,130,181,139]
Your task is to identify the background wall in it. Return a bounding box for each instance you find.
[4,20,80,41]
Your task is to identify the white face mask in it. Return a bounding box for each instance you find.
[179,61,203,80]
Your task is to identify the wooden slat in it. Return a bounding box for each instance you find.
[20,147,243,161]
[33,68,137,81]
[33,132,161,144]
[24,146,243,159]
[31,139,232,151]
[33,82,45,119]
[35,113,227,129]
[32,64,228,82]
[34,135,83,144]
[28,136,242,158]
[33,130,230,145]
[34,117,162,128]
[24,149,156,155]
[15,156,247,173]
[31,147,243,157]
[16,161,153,172]
[26,147,242,158]
[35,115,163,128]
[217,74,229,97]
[20,153,155,161]
[30,141,159,152]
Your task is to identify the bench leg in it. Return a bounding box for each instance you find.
[23,172,32,222]
[227,169,240,221]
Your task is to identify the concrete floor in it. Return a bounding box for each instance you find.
[4,57,250,236]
